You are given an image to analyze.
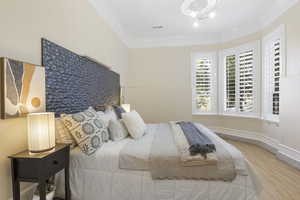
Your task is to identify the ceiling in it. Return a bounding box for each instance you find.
[89,0,299,48]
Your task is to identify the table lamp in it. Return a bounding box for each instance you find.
[27,112,55,153]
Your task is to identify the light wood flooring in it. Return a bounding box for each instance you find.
[227,140,300,200]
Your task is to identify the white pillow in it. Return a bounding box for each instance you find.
[97,109,118,127]
[122,111,146,139]
[108,119,129,141]
[97,111,111,127]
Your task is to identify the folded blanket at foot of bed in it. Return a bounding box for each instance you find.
[149,123,237,181]
[171,122,217,167]
[176,121,216,157]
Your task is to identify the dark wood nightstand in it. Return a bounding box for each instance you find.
[8,144,71,200]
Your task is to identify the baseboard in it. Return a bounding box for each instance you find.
[8,184,37,200]
[210,126,300,171]
[277,144,300,170]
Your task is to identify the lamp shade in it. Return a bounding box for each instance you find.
[27,112,55,153]
[121,104,131,112]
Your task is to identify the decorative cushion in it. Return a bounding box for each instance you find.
[108,119,129,141]
[55,118,76,148]
[104,106,118,121]
[96,111,111,128]
[113,105,126,119]
[61,107,109,155]
[122,111,146,139]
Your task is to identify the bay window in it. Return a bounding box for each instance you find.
[191,25,284,121]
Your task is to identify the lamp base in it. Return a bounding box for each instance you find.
[29,146,55,154]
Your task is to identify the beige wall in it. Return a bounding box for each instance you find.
[128,3,300,151]
[0,0,129,199]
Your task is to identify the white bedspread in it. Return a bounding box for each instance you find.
[55,124,261,200]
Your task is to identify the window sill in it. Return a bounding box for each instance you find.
[192,112,218,116]
[220,113,261,119]
[192,113,261,120]
[192,112,280,123]
[262,117,280,124]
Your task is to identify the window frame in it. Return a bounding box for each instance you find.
[191,52,218,115]
[219,41,261,118]
[262,25,286,123]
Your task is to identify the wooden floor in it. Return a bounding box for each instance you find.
[227,140,300,200]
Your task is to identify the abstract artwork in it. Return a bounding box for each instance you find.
[0,58,46,119]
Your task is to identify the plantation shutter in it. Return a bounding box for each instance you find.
[221,40,260,117]
[273,40,280,115]
[225,55,236,111]
[239,50,254,113]
[195,59,212,112]
[262,25,284,122]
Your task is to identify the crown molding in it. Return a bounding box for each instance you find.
[89,0,299,48]
[88,0,132,47]
[260,0,300,28]
[128,34,221,48]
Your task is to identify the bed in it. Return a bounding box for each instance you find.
[54,123,261,200]
[42,39,262,200]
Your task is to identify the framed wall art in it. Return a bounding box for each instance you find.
[0,58,46,119]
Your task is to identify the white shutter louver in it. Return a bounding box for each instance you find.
[262,25,284,122]
[273,40,280,115]
[195,59,212,112]
[239,50,254,113]
[225,55,236,111]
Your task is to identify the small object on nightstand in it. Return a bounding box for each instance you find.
[8,144,71,200]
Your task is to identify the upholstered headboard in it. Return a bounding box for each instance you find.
[42,39,120,116]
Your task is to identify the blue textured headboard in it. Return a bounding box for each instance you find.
[42,39,120,116]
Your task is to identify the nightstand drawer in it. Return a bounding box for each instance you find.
[15,145,69,181]
[41,147,69,178]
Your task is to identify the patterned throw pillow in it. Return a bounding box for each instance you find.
[55,118,76,148]
[61,107,109,155]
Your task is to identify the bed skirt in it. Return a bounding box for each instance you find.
[55,167,259,200]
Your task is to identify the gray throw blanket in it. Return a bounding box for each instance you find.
[177,122,216,157]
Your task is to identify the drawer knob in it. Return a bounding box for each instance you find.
[53,160,59,165]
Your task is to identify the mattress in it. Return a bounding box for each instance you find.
[55,124,261,200]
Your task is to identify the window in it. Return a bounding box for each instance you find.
[191,52,217,114]
[262,25,285,122]
[219,41,260,117]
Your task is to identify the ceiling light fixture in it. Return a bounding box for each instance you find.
[190,11,198,18]
[193,21,200,28]
[181,0,218,26]
[209,11,216,18]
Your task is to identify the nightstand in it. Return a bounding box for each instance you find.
[8,144,71,200]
